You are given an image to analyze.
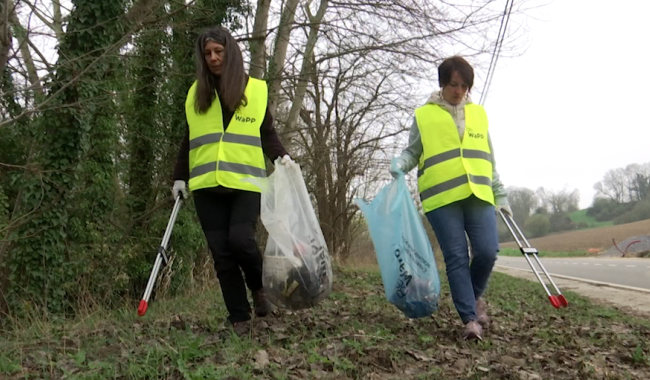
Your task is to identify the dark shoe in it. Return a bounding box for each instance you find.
[252,288,273,317]
[462,320,483,341]
[476,298,490,328]
[225,320,250,337]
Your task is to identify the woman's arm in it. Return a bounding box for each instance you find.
[394,117,423,173]
[260,105,289,162]
[487,132,509,205]
[172,124,190,183]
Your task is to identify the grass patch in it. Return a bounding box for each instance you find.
[570,209,614,228]
[498,248,596,258]
[1,267,649,379]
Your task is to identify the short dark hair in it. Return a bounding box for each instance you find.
[438,56,474,91]
[194,26,247,114]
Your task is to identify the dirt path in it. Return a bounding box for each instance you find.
[495,266,650,316]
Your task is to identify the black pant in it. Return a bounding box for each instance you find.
[193,189,263,323]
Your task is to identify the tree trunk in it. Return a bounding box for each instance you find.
[52,0,64,41]
[0,0,12,75]
[284,0,328,143]
[267,0,300,114]
[8,8,43,100]
[248,0,271,79]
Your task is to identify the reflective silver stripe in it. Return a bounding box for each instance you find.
[420,174,492,201]
[420,175,467,201]
[469,174,492,186]
[190,161,217,179]
[190,133,222,150]
[419,148,491,177]
[218,161,266,177]
[222,133,262,147]
[420,175,467,200]
[419,149,461,177]
[463,149,492,161]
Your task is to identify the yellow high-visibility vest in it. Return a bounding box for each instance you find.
[416,103,494,213]
[185,77,268,193]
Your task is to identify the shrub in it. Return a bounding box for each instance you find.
[524,214,551,238]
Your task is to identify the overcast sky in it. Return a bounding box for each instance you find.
[482,0,650,208]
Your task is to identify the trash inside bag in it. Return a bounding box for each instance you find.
[262,238,325,310]
[354,174,440,319]
[244,159,333,310]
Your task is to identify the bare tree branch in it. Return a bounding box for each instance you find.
[20,0,56,33]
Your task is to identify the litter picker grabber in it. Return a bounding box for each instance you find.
[498,210,569,309]
[138,195,183,316]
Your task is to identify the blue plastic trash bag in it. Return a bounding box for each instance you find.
[354,174,441,319]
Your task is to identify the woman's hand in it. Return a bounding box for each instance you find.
[280,154,294,165]
[496,204,513,217]
[390,157,404,179]
[172,180,188,199]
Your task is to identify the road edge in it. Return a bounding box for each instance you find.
[494,265,650,294]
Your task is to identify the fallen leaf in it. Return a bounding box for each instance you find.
[254,350,270,369]
[406,349,433,362]
[501,355,526,367]
[444,351,456,360]
[477,366,490,372]
[270,325,287,333]
[170,315,186,330]
[454,358,470,371]
[274,333,290,342]
[518,370,542,380]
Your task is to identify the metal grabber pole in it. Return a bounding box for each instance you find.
[498,210,569,309]
[138,195,183,316]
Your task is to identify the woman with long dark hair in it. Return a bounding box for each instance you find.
[172,26,292,335]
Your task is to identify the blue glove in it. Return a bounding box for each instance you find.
[390,157,405,179]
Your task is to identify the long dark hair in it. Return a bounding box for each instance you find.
[194,26,247,114]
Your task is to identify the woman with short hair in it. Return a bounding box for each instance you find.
[391,56,511,340]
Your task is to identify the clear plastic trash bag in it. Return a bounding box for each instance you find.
[243,159,333,310]
[354,174,441,319]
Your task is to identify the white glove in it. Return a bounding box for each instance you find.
[172,180,188,199]
[280,154,293,165]
[496,204,513,217]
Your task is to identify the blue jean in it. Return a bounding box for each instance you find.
[426,195,499,324]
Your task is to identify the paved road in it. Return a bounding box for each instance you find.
[495,256,650,290]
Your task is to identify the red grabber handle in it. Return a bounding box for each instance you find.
[138,195,183,317]
[498,210,569,309]
[138,300,148,316]
[549,295,561,309]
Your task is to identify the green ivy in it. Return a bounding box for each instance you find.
[3,0,248,318]
[7,0,127,314]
